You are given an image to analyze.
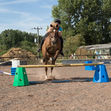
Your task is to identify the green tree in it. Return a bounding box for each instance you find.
[52,0,111,45]
[64,34,85,56]
[0,29,37,53]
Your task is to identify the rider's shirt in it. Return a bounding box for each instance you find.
[59,27,62,32]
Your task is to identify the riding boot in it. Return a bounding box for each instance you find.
[38,33,49,52]
[59,37,64,56]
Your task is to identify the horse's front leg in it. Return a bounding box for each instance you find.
[44,58,48,80]
[52,50,60,63]
[51,50,60,74]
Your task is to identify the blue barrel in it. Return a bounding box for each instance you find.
[11,67,16,75]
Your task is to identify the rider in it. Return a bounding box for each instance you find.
[38,19,64,56]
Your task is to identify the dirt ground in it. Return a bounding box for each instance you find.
[0,64,111,111]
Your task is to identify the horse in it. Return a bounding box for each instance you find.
[42,22,61,80]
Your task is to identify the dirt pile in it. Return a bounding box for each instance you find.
[1,48,37,61]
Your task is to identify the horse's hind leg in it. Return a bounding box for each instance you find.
[51,59,55,75]
[51,67,53,76]
[45,67,48,79]
[49,59,55,80]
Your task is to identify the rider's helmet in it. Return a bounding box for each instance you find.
[54,19,61,24]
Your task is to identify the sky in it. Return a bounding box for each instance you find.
[0,0,58,35]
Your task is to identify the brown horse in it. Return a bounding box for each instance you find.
[42,22,61,79]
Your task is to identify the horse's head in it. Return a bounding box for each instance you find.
[49,22,59,45]
[50,22,59,31]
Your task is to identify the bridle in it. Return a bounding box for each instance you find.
[49,25,59,45]
[50,24,59,31]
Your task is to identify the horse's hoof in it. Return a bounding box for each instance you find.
[45,76,48,80]
[47,75,56,80]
